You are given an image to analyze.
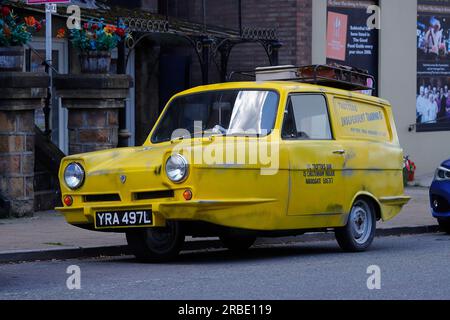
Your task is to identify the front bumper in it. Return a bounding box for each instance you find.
[430,180,450,218]
[56,198,278,231]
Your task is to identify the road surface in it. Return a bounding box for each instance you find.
[1,233,449,300]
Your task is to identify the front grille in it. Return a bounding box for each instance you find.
[84,194,121,203]
[431,194,450,213]
[134,190,174,201]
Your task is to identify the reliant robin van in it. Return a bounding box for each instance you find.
[57,64,410,262]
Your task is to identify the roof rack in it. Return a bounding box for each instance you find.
[254,64,375,92]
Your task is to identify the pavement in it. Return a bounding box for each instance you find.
[409,172,435,188]
[0,187,439,263]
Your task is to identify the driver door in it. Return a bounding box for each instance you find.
[282,93,347,216]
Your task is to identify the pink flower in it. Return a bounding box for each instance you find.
[1,6,11,17]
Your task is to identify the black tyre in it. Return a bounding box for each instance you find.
[438,219,450,234]
[335,198,376,252]
[126,221,185,262]
[220,234,256,253]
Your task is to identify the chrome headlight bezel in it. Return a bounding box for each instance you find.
[64,162,85,190]
[435,166,450,181]
[165,154,189,183]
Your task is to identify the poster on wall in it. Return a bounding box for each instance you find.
[417,0,450,132]
[326,0,379,96]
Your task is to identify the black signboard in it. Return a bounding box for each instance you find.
[417,0,450,131]
[326,0,379,96]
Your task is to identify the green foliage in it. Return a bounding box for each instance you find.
[0,6,41,47]
[403,167,409,187]
[68,19,131,52]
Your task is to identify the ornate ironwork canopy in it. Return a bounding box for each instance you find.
[120,15,281,84]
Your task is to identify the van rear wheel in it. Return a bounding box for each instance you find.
[126,221,185,262]
[335,199,376,252]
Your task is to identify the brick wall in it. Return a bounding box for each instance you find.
[0,110,36,217]
[67,108,120,154]
[181,0,313,76]
[141,0,158,12]
[296,0,313,66]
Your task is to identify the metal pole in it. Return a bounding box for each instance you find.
[45,4,52,68]
[165,0,169,21]
[116,39,129,148]
[238,0,242,36]
[44,3,53,138]
[202,43,209,84]
[202,0,206,32]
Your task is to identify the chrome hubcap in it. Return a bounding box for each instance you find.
[350,200,372,244]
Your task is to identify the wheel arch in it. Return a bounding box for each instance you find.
[349,191,382,222]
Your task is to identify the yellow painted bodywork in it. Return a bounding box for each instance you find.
[56,81,410,232]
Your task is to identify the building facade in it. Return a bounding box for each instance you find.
[4,0,449,205]
[312,0,450,180]
[72,1,450,179]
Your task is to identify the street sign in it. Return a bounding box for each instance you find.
[25,1,71,83]
[27,0,70,4]
[45,3,57,13]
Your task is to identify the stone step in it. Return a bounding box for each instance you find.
[33,126,65,211]
[34,190,61,212]
[0,195,10,219]
[34,171,58,192]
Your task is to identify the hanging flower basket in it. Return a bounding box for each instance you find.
[79,50,111,74]
[57,19,131,74]
[0,5,42,72]
[0,46,24,71]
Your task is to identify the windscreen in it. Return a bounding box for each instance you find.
[151,90,279,143]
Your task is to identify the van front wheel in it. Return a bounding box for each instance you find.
[335,199,376,252]
[126,222,185,262]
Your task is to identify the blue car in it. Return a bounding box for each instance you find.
[430,159,450,234]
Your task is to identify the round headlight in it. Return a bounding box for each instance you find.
[165,154,188,183]
[64,162,85,190]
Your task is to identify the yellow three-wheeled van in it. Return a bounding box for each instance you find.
[57,65,410,262]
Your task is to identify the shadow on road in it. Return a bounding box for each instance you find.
[105,240,392,265]
[177,245,344,264]
[84,233,450,266]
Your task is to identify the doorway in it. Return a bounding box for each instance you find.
[26,37,69,154]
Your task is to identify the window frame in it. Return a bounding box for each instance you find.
[281,93,335,141]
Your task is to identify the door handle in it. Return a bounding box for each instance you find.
[333,150,346,155]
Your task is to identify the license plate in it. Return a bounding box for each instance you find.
[95,210,152,229]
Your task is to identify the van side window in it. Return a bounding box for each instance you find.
[282,94,332,140]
